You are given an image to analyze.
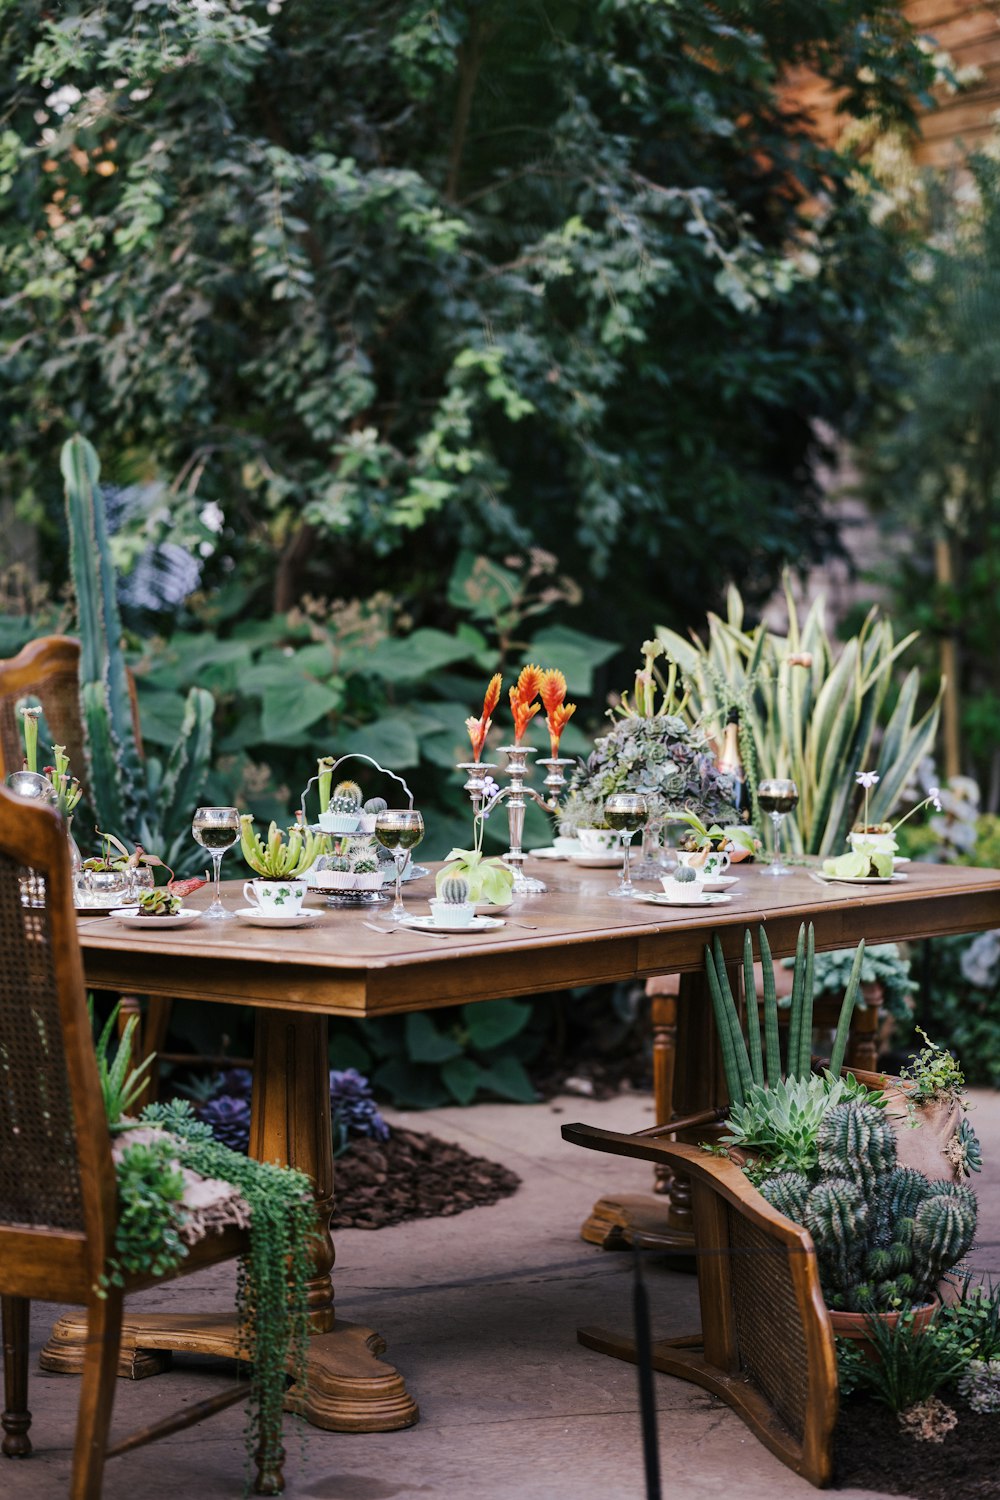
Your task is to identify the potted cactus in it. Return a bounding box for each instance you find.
[239,815,324,914]
[358,795,388,835]
[318,779,363,835]
[429,875,475,928]
[760,1098,977,1345]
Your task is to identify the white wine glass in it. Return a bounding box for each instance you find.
[192,805,241,920]
[374,809,424,922]
[604,793,648,898]
[757,780,798,878]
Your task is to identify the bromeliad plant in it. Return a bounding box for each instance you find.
[239,815,324,879]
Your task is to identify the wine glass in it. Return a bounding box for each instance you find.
[757,779,799,877]
[604,793,648,898]
[192,806,241,920]
[374,809,425,923]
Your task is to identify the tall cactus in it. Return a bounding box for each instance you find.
[62,435,214,875]
[761,1099,978,1311]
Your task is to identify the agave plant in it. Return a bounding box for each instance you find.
[62,436,215,876]
[656,579,942,857]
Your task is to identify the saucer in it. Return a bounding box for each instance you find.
[567,851,624,868]
[528,846,572,861]
[693,875,739,892]
[402,915,505,934]
[474,900,513,913]
[233,907,324,928]
[112,907,202,928]
[814,872,907,886]
[635,890,734,908]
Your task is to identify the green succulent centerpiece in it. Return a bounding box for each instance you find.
[239,816,323,879]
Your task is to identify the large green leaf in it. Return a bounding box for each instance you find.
[366,629,477,681]
[405,1011,463,1063]
[260,678,344,740]
[463,998,531,1051]
[527,625,619,696]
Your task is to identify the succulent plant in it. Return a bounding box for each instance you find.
[760,1098,978,1312]
[440,876,471,905]
[332,780,363,807]
[674,865,697,884]
[326,793,361,819]
[722,1072,880,1177]
[363,796,388,815]
[137,888,183,917]
[239,816,323,878]
[352,857,379,875]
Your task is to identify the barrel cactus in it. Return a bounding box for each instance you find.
[674,865,697,884]
[760,1098,978,1311]
[441,876,471,905]
[332,781,362,807]
[363,796,388,816]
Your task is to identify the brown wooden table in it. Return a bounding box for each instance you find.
[44,858,1000,1434]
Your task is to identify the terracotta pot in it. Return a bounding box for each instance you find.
[847,1069,965,1184]
[829,1297,939,1363]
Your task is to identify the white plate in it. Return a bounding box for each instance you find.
[112,907,203,928]
[567,851,625,868]
[814,872,908,886]
[634,890,734,908]
[403,914,506,934]
[474,900,513,913]
[695,874,739,891]
[233,907,325,928]
[528,846,572,861]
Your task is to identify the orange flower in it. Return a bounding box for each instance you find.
[539,668,567,716]
[466,673,503,762]
[509,686,541,744]
[515,663,543,705]
[546,700,576,758]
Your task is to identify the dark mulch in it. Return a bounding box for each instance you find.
[834,1395,1000,1498]
[331,1127,521,1230]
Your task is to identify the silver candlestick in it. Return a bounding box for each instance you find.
[464,746,574,896]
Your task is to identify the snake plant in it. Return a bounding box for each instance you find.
[656,578,942,857]
[62,436,214,876]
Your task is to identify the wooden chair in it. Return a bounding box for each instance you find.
[562,1123,839,1488]
[0,785,285,1497]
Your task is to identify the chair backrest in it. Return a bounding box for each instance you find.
[562,1124,838,1486]
[0,785,115,1300]
[0,634,144,796]
[0,637,89,788]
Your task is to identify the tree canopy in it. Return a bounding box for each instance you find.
[1,0,933,642]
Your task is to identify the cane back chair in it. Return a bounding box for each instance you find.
[562,1122,839,1488]
[0,785,285,1497]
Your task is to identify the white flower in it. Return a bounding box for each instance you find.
[855,771,880,789]
[199,501,224,534]
[45,85,81,116]
[928,786,943,812]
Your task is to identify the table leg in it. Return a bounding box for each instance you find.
[579,969,729,1254]
[41,1008,418,1434]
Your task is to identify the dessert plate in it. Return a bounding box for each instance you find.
[112,907,202,928]
[528,847,571,860]
[402,915,505,934]
[814,872,908,886]
[695,874,739,892]
[634,890,734,908]
[233,907,324,928]
[567,852,624,868]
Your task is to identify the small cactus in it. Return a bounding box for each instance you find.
[441,876,470,905]
[326,793,361,819]
[332,780,363,807]
[352,857,379,875]
[674,865,698,884]
[364,796,388,815]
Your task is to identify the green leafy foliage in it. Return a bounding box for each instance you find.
[335,999,538,1108]
[1,0,936,651]
[91,999,154,1127]
[724,1073,882,1178]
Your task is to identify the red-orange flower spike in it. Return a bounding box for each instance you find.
[539,668,567,716]
[546,701,576,758]
[515,663,543,705]
[466,673,503,762]
[509,686,541,745]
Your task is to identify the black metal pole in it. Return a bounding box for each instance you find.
[633,1235,662,1500]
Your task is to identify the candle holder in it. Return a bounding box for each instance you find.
[461,747,574,896]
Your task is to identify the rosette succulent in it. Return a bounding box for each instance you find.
[562,712,739,831]
[137,888,183,917]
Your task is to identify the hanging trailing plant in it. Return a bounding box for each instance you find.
[91,1013,314,1484]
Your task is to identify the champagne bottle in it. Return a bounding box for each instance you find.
[718,706,748,820]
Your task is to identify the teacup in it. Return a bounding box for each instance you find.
[577,828,619,854]
[428,898,475,927]
[677,849,730,880]
[243,878,308,916]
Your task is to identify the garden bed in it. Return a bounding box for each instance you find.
[331,1127,520,1230]
[835,1395,1000,1498]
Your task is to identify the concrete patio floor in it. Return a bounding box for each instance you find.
[8,1086,1000,1500]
